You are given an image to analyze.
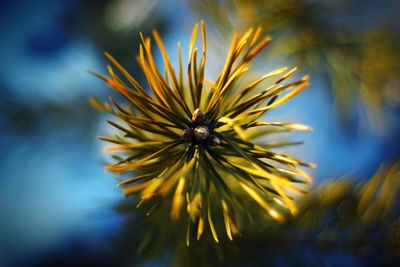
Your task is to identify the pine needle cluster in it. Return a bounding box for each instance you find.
[91,22,313,243]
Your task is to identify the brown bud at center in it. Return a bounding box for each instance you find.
[192,108,205,124]
[182,128,192,139]
[194,126,209,141]
[208,134,220,146]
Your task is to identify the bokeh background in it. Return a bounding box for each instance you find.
[0,0,399,266]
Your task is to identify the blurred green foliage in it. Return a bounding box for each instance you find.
[110,161,400,266]
[191,0,400,129]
